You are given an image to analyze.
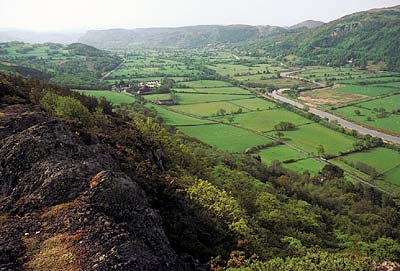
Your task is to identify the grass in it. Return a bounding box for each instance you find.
[175,87,251,95]
[334,85,397,96]
[333,95,400,135]
[146,104,213,126]
[170,101,249,117]
[74,90,136,104]
[333,148,400,186]
[256,145,307,164]
[338,148,400,174]
[143,93,172,101]
[216,109,311,132]
[229,98,277,111]
[267,123,356,156]
[175,93,253,104]
[283,158,325,175]
[182,80,233,88]
[178,124,273,152]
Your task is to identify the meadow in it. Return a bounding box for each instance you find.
[178,124,273,152]
[73,90,136,104]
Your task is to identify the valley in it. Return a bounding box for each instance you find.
[69,48,400,195]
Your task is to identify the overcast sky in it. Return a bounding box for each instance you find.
[0,0,399,32]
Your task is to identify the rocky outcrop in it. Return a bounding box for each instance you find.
[0,105,195,270]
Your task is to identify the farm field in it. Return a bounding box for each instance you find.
[283,158,326,175]
[181,80,233,88]
[170,101,249,117]
[333,85,397,96]
[73,90,136,104]
[145,105,213,126]
[174,93,253,104]
[174,86,251,94]
[333,94,400,135]
[267,123,356,156]
[297,66,393,82]
[229,98,277,111]
[256,145,307,164]
[178,124,273,152]
[215,109,312,132]
[332,148,400,185]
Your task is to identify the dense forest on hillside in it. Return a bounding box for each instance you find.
[1,72,400,270]
[255,6,400,71]
[0,42,122,88]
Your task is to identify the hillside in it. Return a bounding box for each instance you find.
[78,25,284,49]
[2,73,400,270]
[0,42,122,88]
[260,5,400,71]
[289,20,325,29]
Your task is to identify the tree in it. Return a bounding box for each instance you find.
[274,121,295,131]
[317,144,326,157]
[354,109,361,116]
[275,131,284,139]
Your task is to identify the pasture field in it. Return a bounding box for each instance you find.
[358,94,400,112]
[170,101,249,117]
[339,76,400,85]
[267,123,356,156]
[74,90,136,104]
[178,124,273,152]
[174,93,253,104]
[174,87,251,95]
[333,85,397,96]
[181,80,233,88]
[207,63,271,77]
[333,95,400,135]
[373,82,400,88]
[256,145,307,164]
[297,66,392,82]
[229,98,277,111]
[337,148,400,173]
[145,105,213,126]
[333,148,400,186]
[216,109,312,132]
[143,93,172,101]
[283,158,325,175]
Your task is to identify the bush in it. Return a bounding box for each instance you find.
[40,91,92,125]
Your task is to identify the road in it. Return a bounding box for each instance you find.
[101,57,126,81]
[266,71,400,144]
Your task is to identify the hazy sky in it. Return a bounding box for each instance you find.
[1,0,399,31]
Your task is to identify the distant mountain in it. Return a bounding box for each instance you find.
[289,20,325,29]
[0,30,82,44]
[78,25,285,49]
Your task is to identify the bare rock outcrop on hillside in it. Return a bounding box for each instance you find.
[0,105,195,270]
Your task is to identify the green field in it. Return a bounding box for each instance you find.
[283,158,325,175]
[178,124,273,152]
[216,109,311,132]
[256,145,307,164]
[175,93,253,104]
[334,85,397,96]
[333,94,400,135]
[268,123,356,156]
[333,148,400,185]
[143,93,172,101]
[229,98,277,111]
[170,101,249,117]
[146,104,213,126]
[74,90,136,104]
[181,80,233,88]
[174,87,251,95]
